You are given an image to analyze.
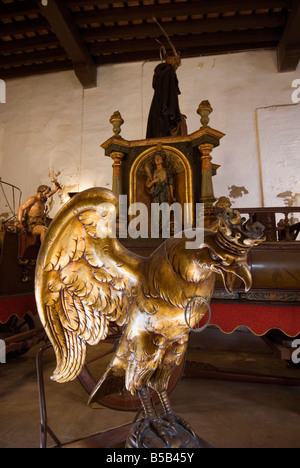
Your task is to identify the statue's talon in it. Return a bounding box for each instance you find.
[162,412,197,438]
[148,418,181,448]
[152,418,175,434]
[141,418,180,448]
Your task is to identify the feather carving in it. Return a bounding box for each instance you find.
[35,187,264,402]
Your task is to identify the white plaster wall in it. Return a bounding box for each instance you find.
[257,104,300,207]
[0,49,299,221]
[0,70,83,219]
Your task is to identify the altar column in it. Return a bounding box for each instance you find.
[196,101,225,227]
[198,142,216,227]
[110,151,124,197]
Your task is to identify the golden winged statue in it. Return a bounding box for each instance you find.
[35,187,265,448]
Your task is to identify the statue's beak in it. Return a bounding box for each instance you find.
[219,262,252,294]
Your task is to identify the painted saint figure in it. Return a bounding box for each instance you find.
[145,152,176,237]
[145,152,176,204]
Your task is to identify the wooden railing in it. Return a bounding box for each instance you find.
[235,207,300,242]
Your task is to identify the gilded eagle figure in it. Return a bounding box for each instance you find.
[35,187,264,448]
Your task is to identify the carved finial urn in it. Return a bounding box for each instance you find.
[109,110,124,136]
[197,100,213,127]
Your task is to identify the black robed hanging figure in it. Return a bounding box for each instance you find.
[146,18,187,138]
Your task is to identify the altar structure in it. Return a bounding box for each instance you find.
[102,102,222,232]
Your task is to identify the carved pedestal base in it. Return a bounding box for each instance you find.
[125,416,210,449]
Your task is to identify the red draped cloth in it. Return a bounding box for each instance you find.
[210,302,300,337]
[0,294,37,324]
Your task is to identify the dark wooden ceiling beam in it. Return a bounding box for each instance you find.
[0,59,73,80]
[0,17,49,38]
[0,0,295,79]
[0,40,277,79]
[0,34,59,55]
[38,0,97,88]
[179,0,292,10]
[73,0,291,25]
[89,28,282,56]
[67,0,123,5]
[0,47,67,67]
[93,41,277,66]
[82,13,287,42]
[186,0,292,10]
[67,0,291,12]
[0,0,39,20]
[277,0,300,71]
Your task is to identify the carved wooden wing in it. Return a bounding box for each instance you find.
[35,188,134,383]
